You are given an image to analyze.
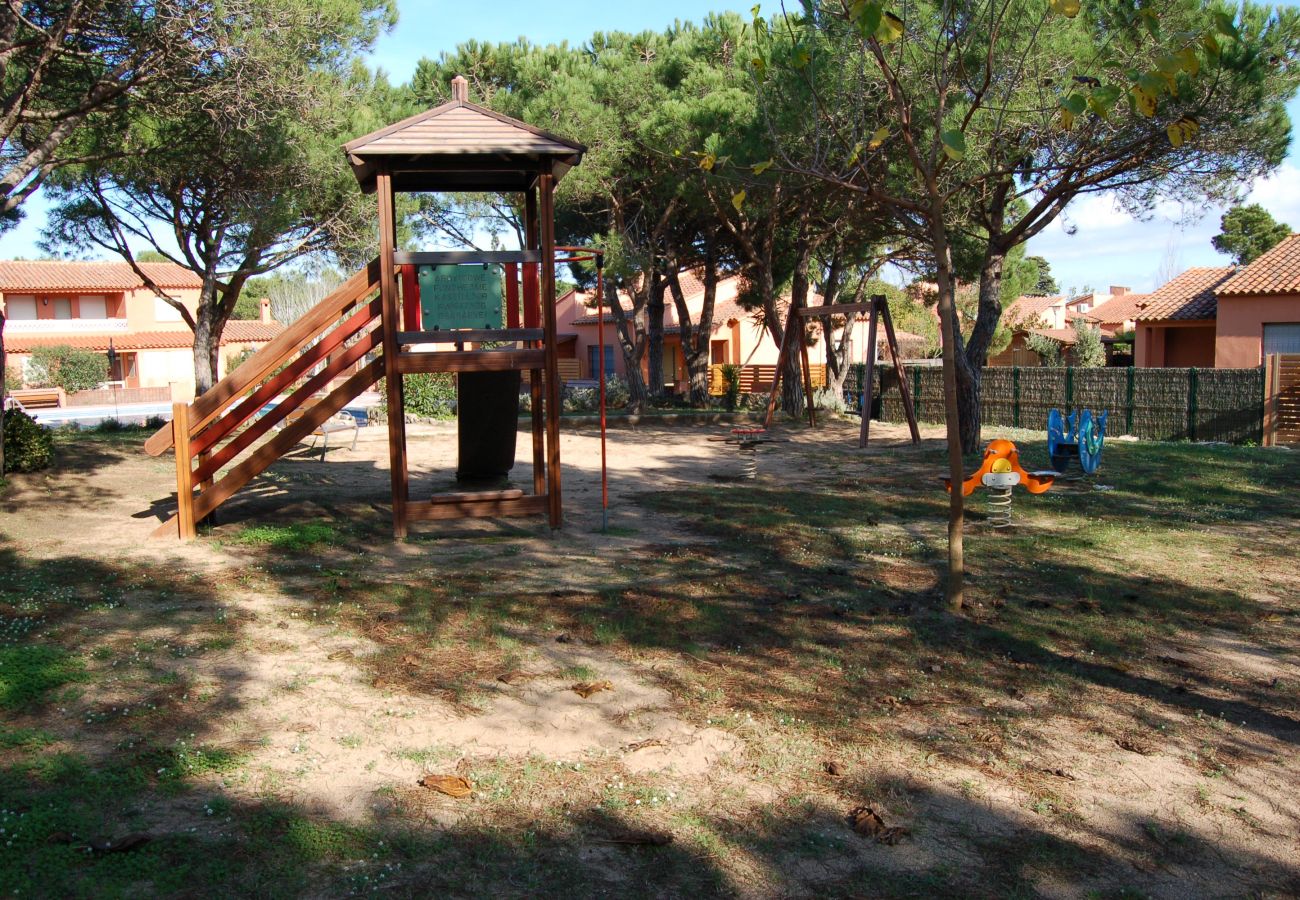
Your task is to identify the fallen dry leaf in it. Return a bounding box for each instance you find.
[419,774,473,798]
[87,833,152,854]
[1116,737,1155,756]
[1039,766,1076,781]
[326,649,354,661]
[400,654,421,668]
[848,806,910,845]
[288,722,317,733]
[497,670,532,685]
[624,738,665,753]
[572,680,613,699]
[823,760,845,777]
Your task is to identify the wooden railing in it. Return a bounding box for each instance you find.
[708,363,826,396]
[1264,353,1300,446]
[147,259,384,539]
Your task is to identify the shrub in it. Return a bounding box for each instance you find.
[814,387,846,413]
[144,414,168,431]
[27,345,109,392]
[4,365,22,393]
[1072,321,1106,368]
[404,373,457,418]
[226,347,256,373]
[2,409,54,472]
[719,364,741,411]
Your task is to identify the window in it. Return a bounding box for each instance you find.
[52,298,72,319]
[5,295,36,320]
[1263,323,1300,356]
[587,344,615,378]
[78,295,107,319]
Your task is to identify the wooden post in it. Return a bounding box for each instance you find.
[798,321,816,428]
[377,169,409,539]
[539,171,563,528]
[1263,353,1278,447]
[172,402,196,540]
[858,300,880,448]
[878,299,920,444]
[525,185,545,497]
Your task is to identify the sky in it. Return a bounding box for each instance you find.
[3,0,1298,296]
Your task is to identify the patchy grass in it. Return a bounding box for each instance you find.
[0,428,1296,897]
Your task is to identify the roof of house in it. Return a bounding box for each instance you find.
[4,321,283,354]
[1003,294,1062,325]
[1133,267,1234,321]
[1087,292,1150,324]
[0,260,202,293]
[1217,233,1300,296]
[1028,327,1078,345]
[569,271,722,326]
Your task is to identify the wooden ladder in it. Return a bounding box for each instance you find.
[145,259,384,539]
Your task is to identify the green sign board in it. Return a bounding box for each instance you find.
[418,264,504,330]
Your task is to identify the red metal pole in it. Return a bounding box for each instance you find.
[596,254,608,531]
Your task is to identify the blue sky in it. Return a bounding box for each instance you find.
[4,0,1298,295]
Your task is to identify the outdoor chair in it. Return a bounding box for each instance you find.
[278,404,359,460]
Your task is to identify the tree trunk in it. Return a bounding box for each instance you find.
[929,219,966,611]
[669,259,717,408]
[955,246,1007,453]
[646,274,665,400]
[604,279,649,413]
[191,280,226,397]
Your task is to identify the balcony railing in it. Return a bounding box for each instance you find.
[4,318,130,333]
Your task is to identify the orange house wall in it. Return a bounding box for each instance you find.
[1136,321,1216,367]
[1215,294,1300,368]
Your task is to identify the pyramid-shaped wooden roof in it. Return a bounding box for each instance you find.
[344,76,585,193]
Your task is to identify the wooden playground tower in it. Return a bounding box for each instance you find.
[146,76,585,539]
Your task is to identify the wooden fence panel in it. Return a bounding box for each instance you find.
[1265,353,1300,446]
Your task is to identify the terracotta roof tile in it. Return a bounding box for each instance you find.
[4,321,282,354]
[1004,295,1062,326]
[1028,327,1079,345]
[1217,234,1300,295]
[1133,267,1233,321]
[1087,292,1149,324]
[0,260,202,292]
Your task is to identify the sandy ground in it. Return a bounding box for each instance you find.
[3,418,1298,898]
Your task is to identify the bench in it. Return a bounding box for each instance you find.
[6,387,66,410]
[279,404,359,460]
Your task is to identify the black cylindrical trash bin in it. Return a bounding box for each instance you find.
[456,370,522,482]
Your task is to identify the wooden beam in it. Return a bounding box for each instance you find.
[879,299,921,445]
[396,348,545,374]
[393,250,541,265]
[407,494,548,522]
[539,171,563,528]
[397,328,543,345]
[525,184,545,497]
[429,488,524,504]
[377,169,409,539]
[859,298,880,448]
[172,402,196,541]
[795,302,872,318]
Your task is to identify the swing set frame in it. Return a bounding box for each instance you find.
[762,293,921,447]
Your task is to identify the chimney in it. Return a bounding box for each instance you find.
[451,75,469,103]
[1109,285,1129,296]
[260,297,272,325]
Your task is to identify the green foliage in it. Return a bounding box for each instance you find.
[1072,321,1107,368]
[403,374,457,419]
[1025,332,1065,367]
[2,408,54,472]
[232,522,340,551]
[26,345,108,393]
[226,347,256,373]
[1212,203,1291,265]
[0,645,87,710]
[719,363,742,411]
[1026,255,1059,296]
[4,364,21,392]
